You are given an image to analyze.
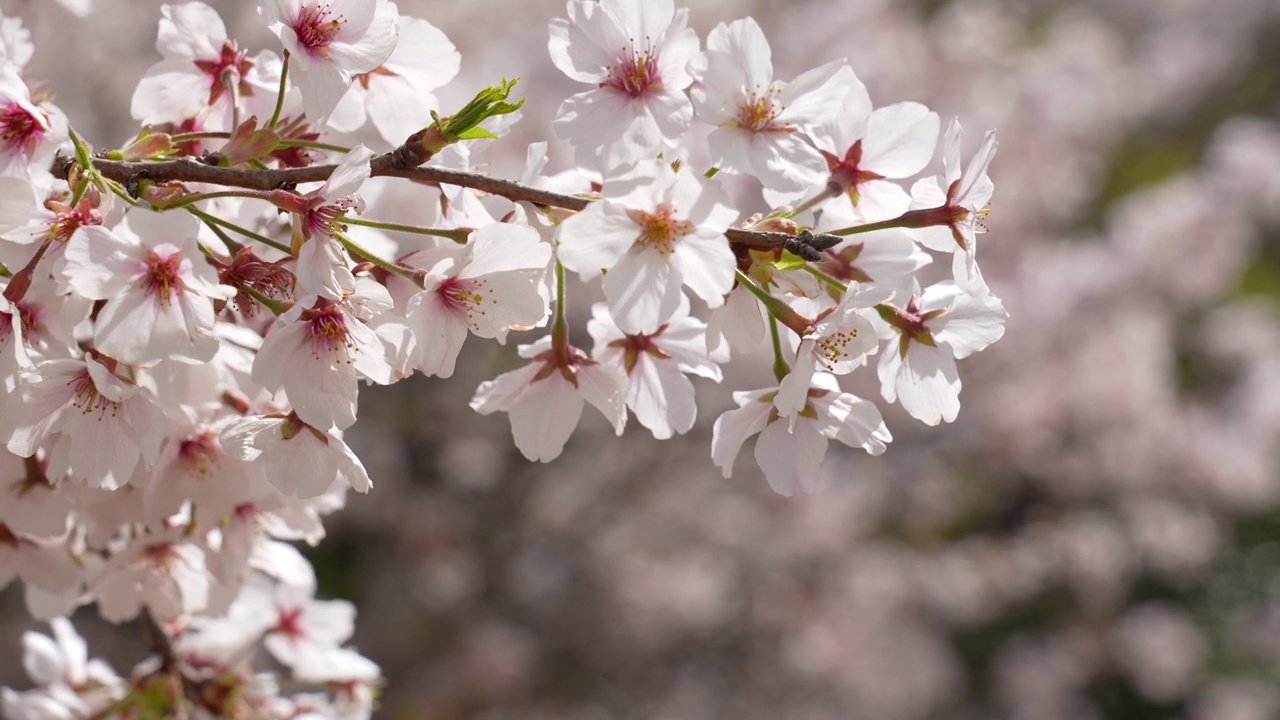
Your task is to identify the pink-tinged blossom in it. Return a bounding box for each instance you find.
[406,223,551,378]
[62,209,235,366]
[131,2,283,130]
[909,119,998,295]
[6,357,167,490]
[259,0,399,125]
[0,528,81,618]
[588,299,725,439]
[813,225,932,302]
[90,532,213,623]
[690,17,846,193]
[2,618,123,720]
[775,282,887,421]
[711,372,890,496]
[875,281,1007,426]
[329,8,459,146]
[221,413,372,498]
[0,180,106,273]
[252,286,394,431]
[0,64,66,180]
[558,159,738,334]
[131,2,284,130]
[470,336,627,463]
[790,67,939,221]
[548,0,700,155]
[289,144,374,303]
[0,453,70,539]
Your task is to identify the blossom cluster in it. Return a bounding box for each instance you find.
[0,0,1004,716]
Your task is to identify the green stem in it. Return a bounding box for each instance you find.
[162,189,276,210]
[344,216,470,243]
[803,264,848,295]
[186,207,290,254]
[278,138,352,153]
[551,258,569,359]
[827,213,911,237]
[769,315,790,382]
[334,231,421,285]
[170,131,230,143]
[733,269,813,337]
[197,216,243,253]
[268,51,290,129]
[242,284,288,316]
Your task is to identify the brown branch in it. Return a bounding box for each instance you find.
[52,152,843,261]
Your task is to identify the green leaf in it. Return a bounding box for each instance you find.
[775,249,807,270]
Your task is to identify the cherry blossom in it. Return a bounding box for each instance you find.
[221,412,372,498]
[558,159,738,334]
[711,372,890,496]
[0,64,66,180]
[588,297,725,439]
[795,68,940,221]
[405,223,552,378]
[328,7,459,146]
[131,2,282,130]
[62,209,235,366]
[471,336,627,462]
[252,286,394,432]
[690,17,846,193]
[774,281,887,421]
[909,119,998,294]
[548,0,700,155]
[259,0,399,125]
[875,281,1007,425]
[0,2,1011,713]
[6,357,167,490]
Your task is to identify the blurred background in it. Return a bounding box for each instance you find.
[4,0,1280,718]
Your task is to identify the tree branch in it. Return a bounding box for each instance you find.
[52,151,843,261]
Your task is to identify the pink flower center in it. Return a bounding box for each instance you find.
[823,140,885,197]
[0,101,47,156]
[305,199,354,239]
[602,41,661,98]
[178,431,220,475]
[193,40,256,107]
[305,305,353,356]
[276,607,305,638]
[68,369,119,418]
[143,250,184,305]
[735,86,786,132]
[633,206,689,255]
[607,325,672,375]
[45,196,103,244]
[293,4,344,52]
[436,275,491,320]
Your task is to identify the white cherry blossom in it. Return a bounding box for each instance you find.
[131,2,282,130]
[63,209,235,366]
[690,17,846,193]
[471,336,627,462]
[548,0,700,155]
[259,0,399,125]
[405,223,551,378]
[875,281,1007,425]
[909,119,998,295]
[252,286,394,432]
[558,159,737,334]
[588,298,725,439]
[328,7,459,146]
[711,372,890,496]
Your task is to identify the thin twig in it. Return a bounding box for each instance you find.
[51,152,845,258]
